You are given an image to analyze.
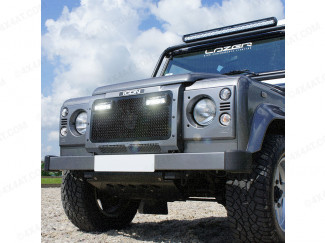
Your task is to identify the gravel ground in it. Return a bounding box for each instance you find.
[42,188,231,243]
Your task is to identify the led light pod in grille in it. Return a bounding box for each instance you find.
[94,102,112,111]
[146,96,166,106]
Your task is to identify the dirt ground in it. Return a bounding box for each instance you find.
[41,188,231,242]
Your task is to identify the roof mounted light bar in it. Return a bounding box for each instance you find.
[182,17,277,43]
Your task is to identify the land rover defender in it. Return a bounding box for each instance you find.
[45,17,285,242]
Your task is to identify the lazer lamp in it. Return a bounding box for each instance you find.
[94,102,112,111]
[146,96,166,106]
[183,17,277,43]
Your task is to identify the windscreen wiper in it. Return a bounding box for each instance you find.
[223,69,259,76]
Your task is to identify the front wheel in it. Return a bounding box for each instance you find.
[61,170,139,232]
[226,135,285,242]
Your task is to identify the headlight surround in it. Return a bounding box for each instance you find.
[193,98,217,126]
[75,112,88,135]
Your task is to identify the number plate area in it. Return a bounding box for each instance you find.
[94,154,155,172]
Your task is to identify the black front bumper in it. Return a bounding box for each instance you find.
[45,151,252,173]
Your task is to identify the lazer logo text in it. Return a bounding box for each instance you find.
[205,42,252,55]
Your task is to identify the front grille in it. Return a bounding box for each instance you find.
[90,92,172,143]
[99,145,127,153]
[98,143,161,154]
[129,143,161,153]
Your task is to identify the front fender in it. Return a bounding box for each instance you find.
[246,103,285,153]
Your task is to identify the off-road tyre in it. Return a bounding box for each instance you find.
[61,170,139,232]
[226,134,285,242]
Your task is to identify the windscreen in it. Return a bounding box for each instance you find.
[163,37,284,76]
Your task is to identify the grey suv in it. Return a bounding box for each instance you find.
[45,17,285,242]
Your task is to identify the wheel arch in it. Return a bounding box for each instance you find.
[246,103,285,153]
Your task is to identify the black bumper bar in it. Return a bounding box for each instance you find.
[45,151,252,173]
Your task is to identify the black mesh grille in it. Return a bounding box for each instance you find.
[90,92,172,143]
[98,145,127,153]
[98,144,161,154]
[129,144,161,153]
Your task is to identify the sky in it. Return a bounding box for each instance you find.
[41,0,285,159]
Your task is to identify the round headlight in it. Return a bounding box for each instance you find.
[220,113,231,126]
[220,88,231,101]
[75,112,87,135]
[60,127,68,136]
[193,98,216,126]
[61,107,69,117]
